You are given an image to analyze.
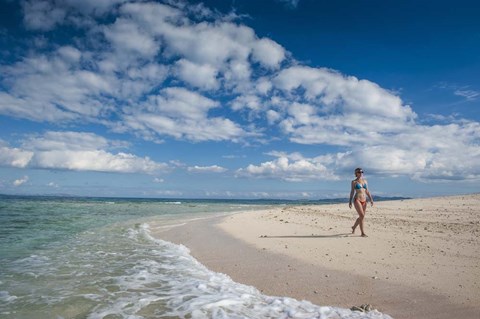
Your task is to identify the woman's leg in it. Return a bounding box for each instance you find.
[361,201,368,237]
[352,200,367,236]
[352,216,360,233]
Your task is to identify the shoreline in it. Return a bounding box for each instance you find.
[152,194,480,319]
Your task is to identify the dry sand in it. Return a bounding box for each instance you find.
[154,194,480,318]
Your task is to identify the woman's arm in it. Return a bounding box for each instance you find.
[365,181,374,206]
[349,181,355,208]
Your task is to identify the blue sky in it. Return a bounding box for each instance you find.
[0,0,479,199]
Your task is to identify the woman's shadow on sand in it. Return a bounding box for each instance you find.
[260,233,352,239]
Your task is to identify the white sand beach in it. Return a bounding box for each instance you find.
[155,194,480,318]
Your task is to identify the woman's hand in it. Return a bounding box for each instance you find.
[349,202,352,209]
[370,201,374,207]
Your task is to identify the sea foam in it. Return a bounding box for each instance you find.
[87,223,393,319]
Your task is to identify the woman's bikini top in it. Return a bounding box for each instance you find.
[355,181,367,190]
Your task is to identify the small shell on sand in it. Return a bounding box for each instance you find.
[350,304,373,312]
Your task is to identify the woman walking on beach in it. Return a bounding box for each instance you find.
[349,167,374,237]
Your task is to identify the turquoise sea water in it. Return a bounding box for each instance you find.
[0,196,392,319]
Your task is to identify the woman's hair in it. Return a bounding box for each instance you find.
[355,167,363,173]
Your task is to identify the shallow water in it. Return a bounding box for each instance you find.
[0,196,392,318]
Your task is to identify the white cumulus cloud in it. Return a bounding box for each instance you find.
[32,149,163,173]
[237,152,338,182]
[251,38,286,69]
[174,59,219,90]
[0,143,34,168]
[121,87,248,142]
[3,1,284,143]
[240,118,480,182]
[22,0,129,31]
[13,176,29,187]
[47,181,59,188]
[103,17,159,58]
[0,131,169,174]
[188,165,228,173]
[22,0,67,31]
